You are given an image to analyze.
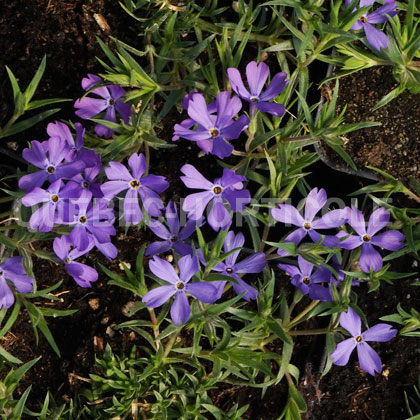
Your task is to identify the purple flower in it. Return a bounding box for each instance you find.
[271,188,347,255]
[53,235,98,287]
[199,231,266,301]
[173,91,249,159]
[330,307,397,375]
[46,121,96,167]
[71,153,104,198]
[180,164,251,231]
[66,190,116,252]
[172,92,216,142]
[142,255,219,325]
[345,0,398,51]
[0,257,34,308]
[339,206,404,273]
[146,201,203,257]
[21,179,81,232]
[18,137,85,192]
[101,153,169,224]
[278,256,332,301]
[227,61,289,117]
[74,74,131,138]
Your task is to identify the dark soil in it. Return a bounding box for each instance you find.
[319,66,420,188]
[0,1,419,419]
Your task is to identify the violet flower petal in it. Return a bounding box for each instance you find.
[215,92,242,129]
[183,191,213,220]
[259,72,289,101]
[224,231,244,266]
[234,252,266,274]
[220,114,249,140]
[180,164,213,190]
[211,136,234,159]
[141,174,169,193]
[166,201,180,235]
[231,275,258,301]
[75,97,108,119]
[178,255,198,283]
[105,161,132,181]
[0,277,15,308]
[340,307,362,337]
[227,67,251,99]
[362,324,397,342]
[304,188,327,222]
[255,101,286,118]
[187,94,213,129]
[370,230,404,251]
[208,199,231,231]
[368,2,398,24]
[360,242,383,272]
[143,285,176,308]
[347,206,367,236]
[101,180,129,199]
[124,188,142,224]
[246,61,269,96]
[171,292,190,325]
[128,153,146,180]
[186,282,218,303]
[364,21,389,50]
[222,188,250,212]
[367,207,390,236]
[272,204,304,227]
[66,262,98,287]
[357,342,382,376]
[145,241,172,257]
[149,256,179,284]
[330,338,357,366]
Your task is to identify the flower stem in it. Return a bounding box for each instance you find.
[287,300,320,329]
[163,330,181,359]
[148,308,160,351]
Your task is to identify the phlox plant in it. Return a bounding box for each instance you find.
[0,1,419,419]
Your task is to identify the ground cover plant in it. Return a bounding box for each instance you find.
[0,0,419,419]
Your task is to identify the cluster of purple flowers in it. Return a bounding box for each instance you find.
[8,61,404,379]
[173,61,289,159]
[272,187,405,301]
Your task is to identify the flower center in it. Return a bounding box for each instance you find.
[355,335,363,343]
[170,236,178,243]
[130,179,140,189]
[47,166,55,174]
[213,186,222,195]
[209,127,220,137]
[50,194,59,203]
[82,181,89,188]
[176,282,185,290]
[362,234,370,243]
[360,15,367,24]
[302,276,310,285]
[65,257,70,264]
[109,98,115,106]
[303,221,311,230]
[226,267,233,274]
[250,96,259,103]
[79,216,87,224]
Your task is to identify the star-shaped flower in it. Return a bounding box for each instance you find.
[142,255,219,325]
[330,307,397,375]
[339,206,404,273]
[227,61,289,117]
[181,164,251,231]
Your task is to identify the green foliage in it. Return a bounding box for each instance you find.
[1,56,68,139]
